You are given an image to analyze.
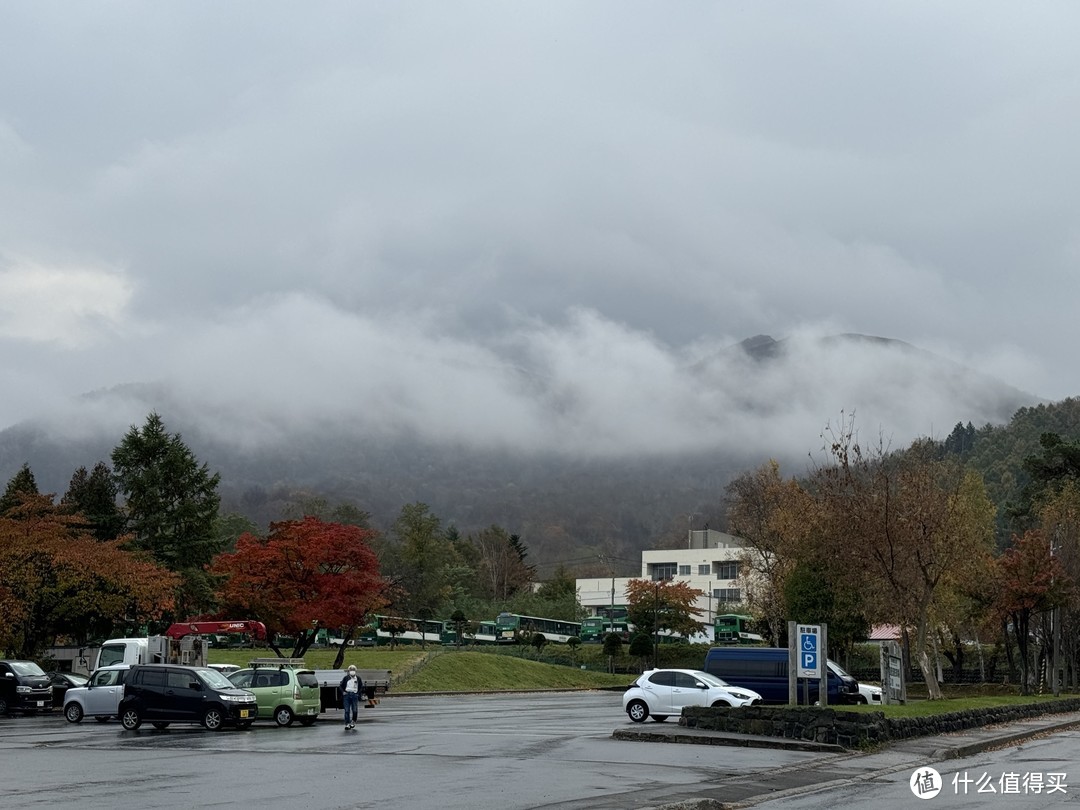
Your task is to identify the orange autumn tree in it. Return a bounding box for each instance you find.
[211,516,388,662]
[0,494,178,657]
[625,578,705,640]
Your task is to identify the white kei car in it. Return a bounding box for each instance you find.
[623,668,762,723]
[63,665,130,723]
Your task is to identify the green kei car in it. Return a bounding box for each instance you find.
[228,662,321,726]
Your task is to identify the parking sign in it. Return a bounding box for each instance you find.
[797,624,820,678]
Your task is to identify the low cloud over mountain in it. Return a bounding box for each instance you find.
[0,326,1041,570]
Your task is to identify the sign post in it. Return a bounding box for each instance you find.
[880,640,906,705]
[796,623,823,706]
[787,621,797,705]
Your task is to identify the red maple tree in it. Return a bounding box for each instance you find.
[211,516,388,659]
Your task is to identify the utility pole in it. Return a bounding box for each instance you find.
[1051,535,1061,697]
[610,576,616,637]
[599,554,616,637]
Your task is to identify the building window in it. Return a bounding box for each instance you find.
[678,565,691,576]
[716,561,739,580]
[653,563,677,580]
[713,588,741,602]
[698,564,710,575]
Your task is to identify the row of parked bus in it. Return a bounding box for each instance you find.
[327,610,765,648]
[341,612,584,646]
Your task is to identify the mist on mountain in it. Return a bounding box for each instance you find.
[0,330,1042,575]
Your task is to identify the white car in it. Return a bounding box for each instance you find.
[857,682,882,704]
[623,668,762,723]
[63,665,130,723]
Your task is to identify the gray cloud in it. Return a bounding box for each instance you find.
[1,2,1076,461]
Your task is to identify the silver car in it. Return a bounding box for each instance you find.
[63,665,130,723]
[623,668,762,723]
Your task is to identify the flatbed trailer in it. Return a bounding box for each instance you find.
[313,669,392,710]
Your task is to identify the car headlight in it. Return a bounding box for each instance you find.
[16,685,31,694]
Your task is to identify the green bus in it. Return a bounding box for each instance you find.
[440,619,500,646]
[713,613,763,645]
[580,616,632,643]
[494,613,582,643]
[358,615,446,646]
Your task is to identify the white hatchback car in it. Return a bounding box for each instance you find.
[623,668,762,723]
[63,665,130,723]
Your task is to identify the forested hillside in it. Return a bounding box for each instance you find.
[952,397,1080,542]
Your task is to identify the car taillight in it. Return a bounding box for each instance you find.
[293,686,301,700]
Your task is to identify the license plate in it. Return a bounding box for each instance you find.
[307,709,316,715]
[37,701,45,707]
[239,709,250,718]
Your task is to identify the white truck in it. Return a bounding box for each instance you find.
[92,620,269,673]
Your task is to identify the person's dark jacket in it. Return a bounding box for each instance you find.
[339,672,364,699]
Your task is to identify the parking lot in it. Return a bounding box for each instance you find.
[2,691,829,809]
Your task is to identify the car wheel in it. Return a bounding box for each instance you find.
[626,699,649,723]
[0,697,8,715]
[151,722,170,730]
[274,706,294,727]
[710,700,731,708]
[64,702,84,723]
[95,716,110,724]
[652,715,668,722]
[120,707,142,730]
[856,695,868,705]
[235,720,253,730]
[298,717,317,727]
[202,708,225,731]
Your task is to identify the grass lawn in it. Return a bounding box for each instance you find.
[392,650,634,692]
[208,646,428,674]
[843,690,1080,718]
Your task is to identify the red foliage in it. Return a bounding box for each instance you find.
[996,529,1069,615]
[211,517,388,636]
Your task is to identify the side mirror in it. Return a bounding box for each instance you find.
[694,681,707,689]
[3,672,13,678]
[189,681,202,691]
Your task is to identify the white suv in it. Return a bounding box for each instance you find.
[63,665,130,723]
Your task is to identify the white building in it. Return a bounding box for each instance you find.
[576,529,747,634]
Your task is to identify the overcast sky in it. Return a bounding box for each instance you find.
[2,2,1078,461]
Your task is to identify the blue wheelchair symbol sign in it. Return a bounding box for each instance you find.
[798,629,820,677]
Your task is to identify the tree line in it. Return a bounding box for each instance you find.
[725,413,1080,698]
[0,413,578,661]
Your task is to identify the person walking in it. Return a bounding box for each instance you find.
[340,665,363,730]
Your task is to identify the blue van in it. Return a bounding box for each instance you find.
[703,647,859,705]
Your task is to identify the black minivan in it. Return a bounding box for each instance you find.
[0,660,54,715]
[117,664,258,730]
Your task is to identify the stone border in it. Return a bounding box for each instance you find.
[681,698,1080,749]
